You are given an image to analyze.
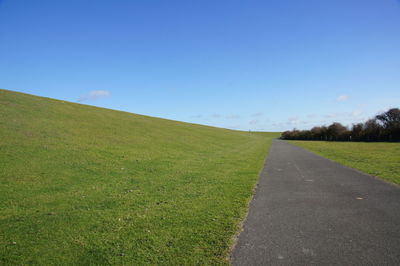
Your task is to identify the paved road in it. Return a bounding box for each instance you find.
[231,139,400,266]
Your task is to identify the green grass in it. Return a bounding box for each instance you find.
[0,89,279,265]
[288,140,400,184]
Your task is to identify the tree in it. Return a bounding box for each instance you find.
[350,123,364,141]
[279,108,399,142]
[320,126,328,140]
[327,122,348,141]
[310,126,323,140]
[376,108,400,141]
[363,119,382,141]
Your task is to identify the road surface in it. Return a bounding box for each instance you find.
[231,139,400,265]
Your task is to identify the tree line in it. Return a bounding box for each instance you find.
[280,108,400,142]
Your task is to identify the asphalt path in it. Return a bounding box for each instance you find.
[231,139,400,266]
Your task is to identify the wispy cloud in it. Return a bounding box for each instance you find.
[378,106,391,113]
[351,110,363,117]
[325,110,363,119]
[226,114,240,119]
[325,113,339,118]
[251,112,264,117]
[78,90,111,102]
[249,119,259,125]
[212,114,221,118]
[336,95,349,102]
[287,117,300,126]
[227,125,241,130]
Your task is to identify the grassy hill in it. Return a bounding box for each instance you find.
[0,89,278,265]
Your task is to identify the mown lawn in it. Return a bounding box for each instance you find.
[288,140,400,184]
[0,89,279,265]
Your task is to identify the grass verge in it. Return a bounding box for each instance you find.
[288,140,400,184]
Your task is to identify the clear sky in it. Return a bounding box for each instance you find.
[1,0,399,131]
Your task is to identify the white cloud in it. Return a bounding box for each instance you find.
[249,119,259,125]
[351,110,363,117]
[325,110,363,120]
[336,95,349,102]
[78,90,111,102]
[325,113,339,118]
[226,114,240,119]
[378,106,390,113]
[227,125,241,130]
[287,117,300,126]
[251,112,264,117]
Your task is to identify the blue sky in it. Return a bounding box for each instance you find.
[1,0,399,131]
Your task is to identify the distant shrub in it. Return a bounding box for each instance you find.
[280,108,400,142]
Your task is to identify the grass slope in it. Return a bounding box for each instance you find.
[0,89,279,265]
[289,141,400,184]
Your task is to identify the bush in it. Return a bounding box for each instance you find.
[280,108,400,142]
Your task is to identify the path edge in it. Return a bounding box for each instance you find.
[226,140,275,263]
